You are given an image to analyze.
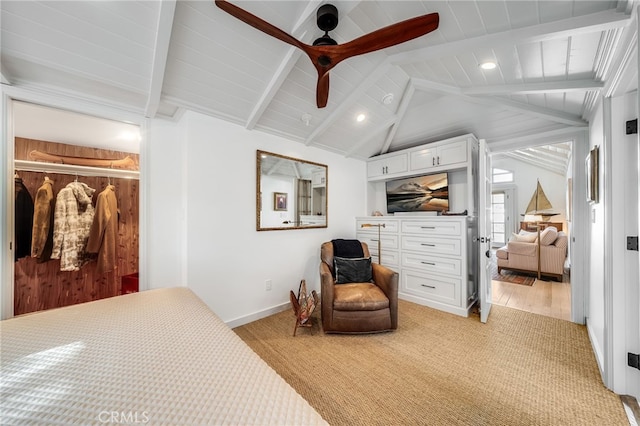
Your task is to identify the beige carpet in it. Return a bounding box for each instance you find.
[234,300,627,426]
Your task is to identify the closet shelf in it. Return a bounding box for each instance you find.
[14,160,140,180]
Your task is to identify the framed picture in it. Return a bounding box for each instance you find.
[586,146,599,204]
[274,192,288,211]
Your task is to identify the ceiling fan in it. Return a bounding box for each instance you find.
[215,1,439,108]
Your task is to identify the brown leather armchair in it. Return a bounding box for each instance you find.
[320,241,399,333]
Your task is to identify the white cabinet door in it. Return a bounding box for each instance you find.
[312,171,325,186]
[367,153,408,179]
[438,140,467,166]
[409,140,467,171]
[409,146,437,171]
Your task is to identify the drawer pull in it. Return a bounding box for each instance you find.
[421,226,435,229]
[421,261,436,266]
[421,243,435,247]
[421,284,436,289]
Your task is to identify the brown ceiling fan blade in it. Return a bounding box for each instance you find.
[336,13,439,61]
[215,0,305,51]
[316,71,330,108]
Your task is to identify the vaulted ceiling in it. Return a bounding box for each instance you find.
[2,1,638,170]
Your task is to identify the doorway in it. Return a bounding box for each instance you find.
[3,98,142,317]
[489,142,572,322]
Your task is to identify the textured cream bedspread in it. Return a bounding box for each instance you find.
[1,287,327,425]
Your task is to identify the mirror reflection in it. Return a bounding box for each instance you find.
[257,150,327,230]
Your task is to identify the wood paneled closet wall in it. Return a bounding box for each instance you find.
[14,138,139,315]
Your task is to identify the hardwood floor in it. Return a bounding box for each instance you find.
[492,277,571,321]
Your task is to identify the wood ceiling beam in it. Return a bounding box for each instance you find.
[489,127,587,153]
[245,46,303,130]
[412,78,586,126]
[389,9,630,65]
[379,79,416,155]
[463,79,604,96]
[514,149,567,167]
[345,116,397,158]
[145,0,176,119]
[305,60,391,145]
[504,152,566,175]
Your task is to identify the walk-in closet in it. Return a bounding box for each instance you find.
[12,102,140,315]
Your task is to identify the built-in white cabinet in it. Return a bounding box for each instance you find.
[361,133,480,317]
[312,170,326,187]
[356,216,476,317]
[311,171,326,216]
[367,152,408,179]
[356,218,399,270]
[409,139,467,171]
[366,134,479,216]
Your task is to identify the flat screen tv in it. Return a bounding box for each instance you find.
[385,172,449,213]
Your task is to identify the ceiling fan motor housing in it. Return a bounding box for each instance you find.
[317,4,338,32]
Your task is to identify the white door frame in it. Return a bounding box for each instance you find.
[0,86,148,319]
[491,184,517,248]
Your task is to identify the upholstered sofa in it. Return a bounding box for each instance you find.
[496,227,568,281]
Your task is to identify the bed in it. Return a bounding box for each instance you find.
[0,287,327,425]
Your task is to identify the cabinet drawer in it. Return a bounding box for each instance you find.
[401,252,462,276]
[401,235,461,256]
[357,232,399,251]
[401,269,460,306]
[356,218,399,233]
[401,220,462,236]
[370,250,399,268]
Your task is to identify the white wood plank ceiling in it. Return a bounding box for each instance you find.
[1,1,637,172]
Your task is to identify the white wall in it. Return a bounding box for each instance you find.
[146,116,187,289]
[587,100,606,374]
[260,174,296,227]
[491,156,568,226]
[147,111,366,326]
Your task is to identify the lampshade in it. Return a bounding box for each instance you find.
[524,214,543,222]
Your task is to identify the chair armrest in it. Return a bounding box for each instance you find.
[320,262,335,307]
[372,263,399,329]
[372,263,399,302]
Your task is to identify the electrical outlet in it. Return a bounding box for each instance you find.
[265,280,272,291]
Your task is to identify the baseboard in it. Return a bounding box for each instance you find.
[226,301,291,329]
[586,319,605,380]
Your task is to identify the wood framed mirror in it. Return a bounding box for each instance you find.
[257,150,327,231]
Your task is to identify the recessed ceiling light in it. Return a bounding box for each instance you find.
[356,113,366,122]
[480,61,497,70]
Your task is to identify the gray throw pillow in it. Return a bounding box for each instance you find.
[334,256,372,284]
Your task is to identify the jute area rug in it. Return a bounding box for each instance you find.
[234,301,627,426]
[491,259,536,286]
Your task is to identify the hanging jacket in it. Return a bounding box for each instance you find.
[31,178,55,262]
[51,181,96,271]
[15,178,34,261]
[87,185,118,274]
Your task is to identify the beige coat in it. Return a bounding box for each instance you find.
[31,178,54,261]
[51,182,95,271]
[87,185,118,275]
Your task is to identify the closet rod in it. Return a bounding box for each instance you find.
[14,160,140,180]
